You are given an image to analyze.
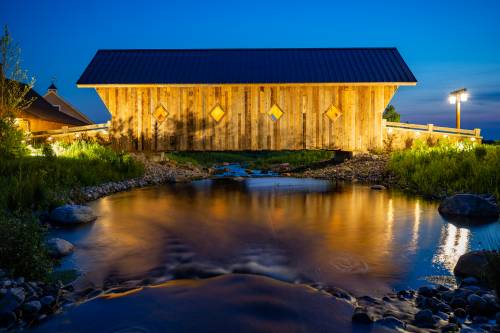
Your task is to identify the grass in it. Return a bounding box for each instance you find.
[0,141,144,212]
[0,213,52,280]
[164,150,334,169]
[388,141,500,199]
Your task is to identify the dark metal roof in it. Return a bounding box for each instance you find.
[77,48,417,85]
[48,82,57,90]
[21,84,87,126]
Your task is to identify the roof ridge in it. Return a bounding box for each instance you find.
[96,47,398,52]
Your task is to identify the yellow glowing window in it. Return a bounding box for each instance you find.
[153,103,169,123]
[325,104,342,122]
[268,104,283,121]
[210,105,225,122]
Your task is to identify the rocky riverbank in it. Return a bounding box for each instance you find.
[294,153,395,185]
[0,269,75,330]
[69,153,209,202]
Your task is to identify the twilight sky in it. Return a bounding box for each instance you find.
[1,0,499,139]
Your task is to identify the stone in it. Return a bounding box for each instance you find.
[418,285,437,297]
[468,294,487,313]
[370,184,386,190]
[436,311,449,320]
[40,295,55,307]
[455,251,492,279]
[438,194,499,218]
[414,309,435,328]
[375,316,405,329]
[46,238,75,258]
[352,307,373,324]
[50,204,97,225]
[450,297,468,309]
[454,308,467,318]
[0,288,25,314]
[461,277,480,286]
[23,300,42,314]
[496,312,500,324]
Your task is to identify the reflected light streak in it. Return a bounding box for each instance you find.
[432,223,470,273]
[410,200,421,252]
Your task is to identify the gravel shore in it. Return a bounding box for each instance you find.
[294,153,395,185]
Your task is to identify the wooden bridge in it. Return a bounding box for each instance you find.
[30,120,482,150]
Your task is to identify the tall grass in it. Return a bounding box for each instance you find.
[388,141,500,199]
[0,141,144,212]
[165,150,334,169]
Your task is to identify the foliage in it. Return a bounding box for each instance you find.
[0,141,144,212]
[0,25,35,118]
[0,117,28,157]
[388,141,500,199]
[383,104,401,122]
[164,150,334,169]
[0,212,52,280]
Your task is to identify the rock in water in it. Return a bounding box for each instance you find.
[438,194,499,218]
[370,184,386,190]
[46,238,75,258]
[50,205,97,225]
[454,251,490,279]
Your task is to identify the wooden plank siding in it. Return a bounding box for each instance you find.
[96,84,398,152]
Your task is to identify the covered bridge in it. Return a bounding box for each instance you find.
[77,48,417,151]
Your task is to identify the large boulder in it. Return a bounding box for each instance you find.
[50,205,97,225]
[454,251,490,279]
[46,238,75,258]
[438,194,499,219]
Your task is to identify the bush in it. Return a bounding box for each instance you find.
[0,212,52,280]
[388,142,500,199]
[0,117,28,158]
[0,141,144,212]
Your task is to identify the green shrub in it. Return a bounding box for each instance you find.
[0,212,52,280]
[0,141,144,211]
[388,142,500,199]
[0,117,28,158]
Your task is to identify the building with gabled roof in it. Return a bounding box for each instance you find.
[43,83,93,125]
[78,48,417,151]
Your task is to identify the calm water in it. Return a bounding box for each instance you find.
[35,178,500,332]
[52,178,500,295]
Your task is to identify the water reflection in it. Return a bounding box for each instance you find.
[432,223,470,273]
[51,178,499,295]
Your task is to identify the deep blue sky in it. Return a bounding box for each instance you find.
[1,0,499,139]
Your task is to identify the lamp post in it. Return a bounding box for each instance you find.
[448,88,468,129]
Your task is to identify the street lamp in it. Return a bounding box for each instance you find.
[448,88,469,129]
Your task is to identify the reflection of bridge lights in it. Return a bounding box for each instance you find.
[432,223,470,273]
[410,200,421,252]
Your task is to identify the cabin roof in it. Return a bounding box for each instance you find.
[77,48,417,86]
[20,83,87,126]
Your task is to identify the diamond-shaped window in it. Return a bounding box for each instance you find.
[325,104,342,122]
[153,103,169,123]
[210,104,225,122]
[268,104,283,122]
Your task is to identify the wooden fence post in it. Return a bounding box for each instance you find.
[428,124,434,133]
[474,128,481,137]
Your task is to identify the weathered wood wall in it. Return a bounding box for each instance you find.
[96,85,397,152]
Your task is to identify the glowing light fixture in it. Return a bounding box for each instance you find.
[324,104,342,122]
[210,105,225,122]
[268,104,284,122]
[448,88,468,129]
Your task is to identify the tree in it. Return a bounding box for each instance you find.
[383,104,400,122]
[0,26,34,157]
[0,25,35,118]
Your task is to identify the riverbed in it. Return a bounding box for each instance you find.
[35,177,499,332]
